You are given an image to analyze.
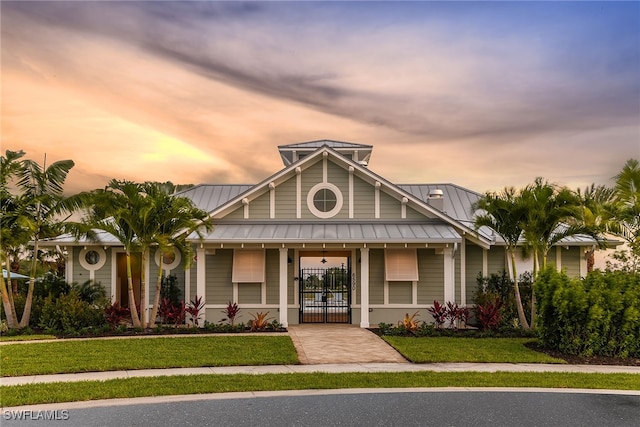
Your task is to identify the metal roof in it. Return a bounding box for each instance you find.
[278,140,373,150]
[193,221,462,243]
[177,184,253,212]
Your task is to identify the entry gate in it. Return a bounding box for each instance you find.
[299,266,351,323]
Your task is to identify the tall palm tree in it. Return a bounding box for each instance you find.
[84,180,147,328]
[12,154,80,328]
[612,159,640,260]
[520,178,602,328]
[145,182,212,327]
[576,184,617,272]
[473,187,530,329]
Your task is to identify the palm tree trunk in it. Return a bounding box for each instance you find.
[510,250,530,329]
[149,258,164,327]
[139,249,147,329]
[530,251,542,330]
[19,240,39,328]
[126,252,141,328]
[1,276,17,328]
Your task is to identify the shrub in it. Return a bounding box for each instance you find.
[427,301,447,328]
[474,297,503,331]
[104,302,130,330]
[536,267,640,358]
[398,311,421,334]
[221,301,240,326]
[249,312,272,331]
[39,291,106,334]
[185,296,204,326]
[160,274,181,307]
[73,280,107,305]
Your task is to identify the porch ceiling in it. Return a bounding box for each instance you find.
[191,222,462,244]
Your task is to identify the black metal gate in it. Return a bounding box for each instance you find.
[299,266,351,323]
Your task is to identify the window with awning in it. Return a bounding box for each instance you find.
[385,249,419,281]
[232,250,265,283]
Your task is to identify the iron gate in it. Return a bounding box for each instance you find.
[299,266,351,323]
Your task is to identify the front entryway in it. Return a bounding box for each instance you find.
[299,255,351,323]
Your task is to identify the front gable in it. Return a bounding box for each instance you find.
[214,146,444,223]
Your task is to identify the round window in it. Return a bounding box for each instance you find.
[78,247,107,270]
[313,188,337,212]
[85,250,100,265]
[154,247,181,271]
[307,182,343,218]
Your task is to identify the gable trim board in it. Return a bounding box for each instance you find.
[42,140,613,328]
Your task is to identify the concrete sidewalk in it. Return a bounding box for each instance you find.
[2,362,639,387]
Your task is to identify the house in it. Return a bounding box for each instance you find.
[43,140,612,327]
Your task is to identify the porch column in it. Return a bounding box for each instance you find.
[360,247,370,328]
[279,247,289,327]
[196,246,206,327]
[443,246,455,303]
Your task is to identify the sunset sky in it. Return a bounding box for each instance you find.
[2,1,639,195]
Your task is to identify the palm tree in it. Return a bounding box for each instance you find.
[473,187,530,329]
[84,180,146,328]
[145,182,212,327]
[612,159,640,263]
[520,178,602,328]
[9,153,81,328]
[576,184,617,272]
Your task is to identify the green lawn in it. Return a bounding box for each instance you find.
[0,334,57,342]
[0,336,299,377]
[383,337,566,364]
[2,371,639,407]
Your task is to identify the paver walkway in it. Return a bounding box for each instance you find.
[287,324,408,364]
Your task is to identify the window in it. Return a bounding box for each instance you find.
[385,249,419,281]
[313,188,337,212]
[154,247,182,271]
[232,250,265,283]
[307,182,343,218]
[78,247,107,270]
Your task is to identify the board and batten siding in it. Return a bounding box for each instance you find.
[416,248,445,304]
[205,250,233,304]
[369,249,385,304]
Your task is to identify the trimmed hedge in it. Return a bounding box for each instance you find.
[535,267,640,358]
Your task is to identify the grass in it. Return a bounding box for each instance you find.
[383,337,566,364]
[0,334,57,342]
[0,336,299,377]
[2,371,639,407]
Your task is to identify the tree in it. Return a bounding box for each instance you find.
[611,159,640,269]
[83,180,146,328]
[143,182,212,328]
[473,187,530,329]
[519,178,602,328]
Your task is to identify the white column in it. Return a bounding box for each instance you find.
[65,247,73,284]
[279,247,289,327]
[196,246,206,327]
[482,249,488,277]
[360,247,370,328]
[460,239,466,305]
[444,246,455,303]
[556,246,562,271]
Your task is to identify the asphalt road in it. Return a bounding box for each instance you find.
[4,390,640,427]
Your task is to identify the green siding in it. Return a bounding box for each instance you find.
[238,283,262,304]
[353,175,375,217]
[388,282,412,304]
[248,191,270,219]
[369,249,384,304]
[300,162,323,219]
[288,249,295,305]
[487,247,506,274]
[189,264,197,301]
[406,206,426,219]
[417,248,445,304]
[562,246,582,277]
[265,249,279,304]
[93,255,112,292]
[379,190,401,219]
[465,243,483,304]
[275,176,297,219]
[223,208,244,220]
[205,250,233,304]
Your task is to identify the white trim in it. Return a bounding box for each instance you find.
[322,155,328,182]
[556,246,562,271]
[412,280,418,305]
[306,182,344,219]
[348,166,354,219]
[65,247,73,284]
[444,247,454,303]
[482,249,488,277]
[196,247,206,326]
[242,198,249,219]
[401,197,408,219]
[153,247,182,271]
[184,265,191,302]
[279,248,288,327]
[296,167,302,219]
[269,182,275,219]
[460,238,466,305]
[374,181,381,219]
[383,281,389,305]
[144,248,150,321]
[110,248,118,303]
[360,248,370,328]
[78,247,107,275]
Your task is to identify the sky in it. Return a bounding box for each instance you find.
[2,1,639,195]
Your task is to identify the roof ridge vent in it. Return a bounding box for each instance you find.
[427,188,444,211]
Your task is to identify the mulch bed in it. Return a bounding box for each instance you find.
[523,341,640,367]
